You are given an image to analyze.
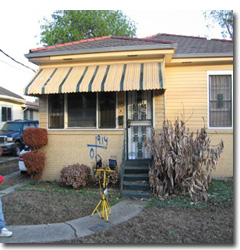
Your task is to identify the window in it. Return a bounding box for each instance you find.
[48,94,64,129]
[48,93,117,129]
[24,110,34,120]
[208,72,233,128]
[1,107,12,122]
[68,93,96,127]
[99,92,116,128]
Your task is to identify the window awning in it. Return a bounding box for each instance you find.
[24,61,165,95]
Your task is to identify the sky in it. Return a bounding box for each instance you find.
[0,1,237,102]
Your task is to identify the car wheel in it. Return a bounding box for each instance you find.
[14,142,22,156]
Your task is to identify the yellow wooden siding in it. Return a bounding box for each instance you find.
[154,89,165,130]
[163,64,233,177]
[165,64,233,129]
[39,96,48,129]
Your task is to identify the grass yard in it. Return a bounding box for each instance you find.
[1,177,233,244]
[59,178,234,244]
[2,181,120,225]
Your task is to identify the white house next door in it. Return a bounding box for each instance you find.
[127,91,152,160]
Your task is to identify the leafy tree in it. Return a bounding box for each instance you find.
[204,10,233,39]
[40,10,137,46]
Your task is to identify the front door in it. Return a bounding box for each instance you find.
[127,91,152,160]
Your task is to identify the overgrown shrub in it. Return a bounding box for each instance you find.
[22,151,46,181]
[23,128,48,150]
[23,128,48,181]
[145,119,224,201]
[61,164,91,189]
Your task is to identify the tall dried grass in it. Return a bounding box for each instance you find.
[145,120,224,201]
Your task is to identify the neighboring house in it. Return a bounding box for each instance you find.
[0,86,39,128]
[24,34,233,182]
[24,101,39,121]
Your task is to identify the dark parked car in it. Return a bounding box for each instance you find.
[0,120,39,156]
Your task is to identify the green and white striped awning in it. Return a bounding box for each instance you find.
[24,61,165,95]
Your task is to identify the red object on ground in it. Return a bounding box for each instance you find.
[0,175,4,183]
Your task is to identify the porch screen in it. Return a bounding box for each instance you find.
[209,75,232,127]
[48,94,64,129]
[98,92,116,128]
[68,93,96,127]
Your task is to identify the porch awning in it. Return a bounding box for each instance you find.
[24,61,165,95]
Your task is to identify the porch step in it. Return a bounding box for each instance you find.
[123,174,149,182]
[121,159,152,199]
[125,159,150,166]
[123,181,150,191]
[122,190,152,199]
[124,166,149,175]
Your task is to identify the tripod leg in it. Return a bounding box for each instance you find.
[91,199,102,217]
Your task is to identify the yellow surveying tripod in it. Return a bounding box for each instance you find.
[91,155,116,222]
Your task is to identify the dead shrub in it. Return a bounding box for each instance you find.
[145,119,224,201]
[23,127,48,181]
[61,164,91,189]
[23,128,48,150]
[23,151,46,181]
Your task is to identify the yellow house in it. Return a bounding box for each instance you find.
[24,34,233,197]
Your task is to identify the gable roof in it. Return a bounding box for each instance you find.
[25,36,175,59]
[146,33,233,58]
[0,86,25,100]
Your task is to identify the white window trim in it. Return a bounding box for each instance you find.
[207,70,233,130]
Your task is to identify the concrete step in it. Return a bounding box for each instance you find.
[123,181,150,191]
[124,166,149,175]
[125,159,150,167]
[122,190,152,199]
[123,174,149,182]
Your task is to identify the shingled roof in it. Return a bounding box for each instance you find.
[25,33,233,60]
[146,33,233,57]
[0,86,25,100]
[25,36,175,59]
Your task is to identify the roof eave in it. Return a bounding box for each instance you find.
[25,44,177,59]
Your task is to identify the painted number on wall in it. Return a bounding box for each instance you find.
[87,135,108,159]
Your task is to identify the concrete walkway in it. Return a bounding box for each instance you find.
[0,199,147,243]
[0,165,147,243]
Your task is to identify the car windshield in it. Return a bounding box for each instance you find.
[1,123,22,131]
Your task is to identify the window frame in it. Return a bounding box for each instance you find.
[207,70,233,130]
[1,106,12,122]
[47,93,119,130]
[47,94,65,129]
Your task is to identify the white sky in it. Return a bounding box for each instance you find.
[0,1,238,102]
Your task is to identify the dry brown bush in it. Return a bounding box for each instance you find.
[23,151,46,181]
[23,127,48,150]
[22,127,48,181]
[145,120,224,201]
[61,164,91,189]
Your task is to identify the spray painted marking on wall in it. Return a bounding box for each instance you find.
[87,135,108,159]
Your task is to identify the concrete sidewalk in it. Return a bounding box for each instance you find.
[0,199,147,243]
